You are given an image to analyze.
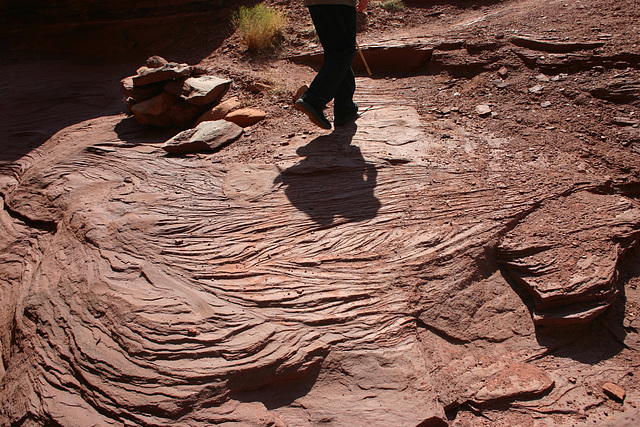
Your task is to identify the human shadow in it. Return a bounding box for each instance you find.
[274,122,380,227]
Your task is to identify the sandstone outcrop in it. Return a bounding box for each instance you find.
[498,189,640,326]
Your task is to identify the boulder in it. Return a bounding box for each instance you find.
[132,62,193,86]
[224,108,267,127]
[195,96,241,125]
[162,120,243,154]
[131,92,179,127]
[164,76,231,106]
[474,363,554,404]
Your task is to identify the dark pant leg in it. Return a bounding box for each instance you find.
[303,5,357,113]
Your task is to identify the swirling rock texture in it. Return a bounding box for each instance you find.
[1,75,638,425]
[2,0,640,426]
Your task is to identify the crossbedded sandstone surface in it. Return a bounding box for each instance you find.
[2,0,640,426]
[1,76,639,425]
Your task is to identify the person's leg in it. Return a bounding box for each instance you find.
[302,5,357,113]
[333,68,357,124]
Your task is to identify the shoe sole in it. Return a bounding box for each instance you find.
[295,99,332,130]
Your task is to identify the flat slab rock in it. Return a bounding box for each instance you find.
[162,120,243,154]
[498,189,640,326]
[164,76,231,106]
[132,62,193,86]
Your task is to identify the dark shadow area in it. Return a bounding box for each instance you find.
[0,1,256,65]
[0,59,129,165]
[274,122,380,227]
[114,116,180,146]
[228,360,323,410]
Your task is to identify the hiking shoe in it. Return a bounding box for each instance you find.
[295,99,331,130]
[293,85,308,105]
[334,103,359,126]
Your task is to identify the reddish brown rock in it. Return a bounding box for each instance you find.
[498,190,640,326]
[162,120,243,154]
[164,76,231,106]
[168,100,207,129]
[132,62,193,86]
[131,92,178,127]
[224,108,267,127]
[509,35,605,53]
[603,382,626,402]
[195,96,241,125]
[473,363,554,404]
[146,55,169,68]
[120,76,164,103]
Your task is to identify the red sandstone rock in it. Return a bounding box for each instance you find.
[164,76,231,106]
[131,92,178,127]
[474,363,554,404]
[162,120,243,154]
[498,190,640,326]
[168,99,207,129]
[120,76,164,103]
[146,55,169,68]
[603,382,626,401]
[224,108,266,127]
[133,62,193,86]
[195,96,241,125]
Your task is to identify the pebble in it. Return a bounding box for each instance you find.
[602,382,626,402]
[529,85,544,94]
[535,73,550,82]
[476,104,492,117]
[541,101,552,108]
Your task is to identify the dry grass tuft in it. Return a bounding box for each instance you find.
[376,0,405,11]
[232,3,287,52]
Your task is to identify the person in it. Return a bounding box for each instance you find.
[295,0,369,130]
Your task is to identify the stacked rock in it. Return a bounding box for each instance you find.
[120,55,232,129]
[121,56,269,154]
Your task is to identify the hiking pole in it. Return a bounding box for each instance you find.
[356,41,372,76]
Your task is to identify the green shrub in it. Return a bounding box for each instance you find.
[232,3,287,52]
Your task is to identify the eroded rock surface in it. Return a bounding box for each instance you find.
[499,190,640,326]
[2,0,640,425]
[1,75,638,425]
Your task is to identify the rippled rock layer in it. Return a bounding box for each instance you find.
[1,78,639,425]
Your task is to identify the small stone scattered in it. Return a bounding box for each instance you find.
[535,73,550,82]
[225,108,267,128]
[476,104,492,117]
[529,84,544,94]
[602,382,626,402]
